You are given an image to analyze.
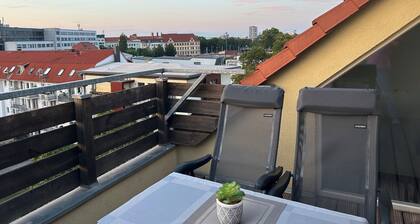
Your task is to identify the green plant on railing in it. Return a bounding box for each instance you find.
[216,182,245,205]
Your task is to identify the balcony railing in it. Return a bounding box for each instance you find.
[0,80,224,223]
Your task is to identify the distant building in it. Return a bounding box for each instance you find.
[96,34,106,48]
[161,33,200,56]
[249,26,258,41]
[0,47,128,117]
[0,23,44,51]
[104,33,201,56]
[0,21,98,51]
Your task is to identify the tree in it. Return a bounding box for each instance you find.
[164,44,177,56]
[119,34,128,52]
[153,45,165,57]
[257,28,280,50]
[125,48,138,56]
[240,46,269,74]
[138,47,153,57]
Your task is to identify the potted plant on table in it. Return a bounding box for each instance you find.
[216,182,245,224]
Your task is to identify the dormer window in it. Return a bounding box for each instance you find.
[9,66,16,73]
[29,68,35,74]
[57,69,65,76]
[69,69,76,77]
[43,68,51,75]
[2,67,7,73]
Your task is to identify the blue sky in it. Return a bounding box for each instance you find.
[0,0,340,37]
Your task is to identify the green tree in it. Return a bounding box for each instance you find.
[257,28,280,50]
[240,46,269,74]
[153,45,165,57]
[137,47,154,57]
[125,48,138,56]
[164,44,177,56]
[119,34,128,52]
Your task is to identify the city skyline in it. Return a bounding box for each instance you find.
[0,0,341,37]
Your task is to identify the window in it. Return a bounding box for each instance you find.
[43,68,51,75]
[9,66,15,73]
[57,69,65,76]
[50,100,56,106]
[29,68,34,74]
[69,69,76,77]
[32,99,38,109]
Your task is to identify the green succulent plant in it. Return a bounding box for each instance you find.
[216,182,245,205]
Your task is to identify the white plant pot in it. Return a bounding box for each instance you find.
[216,199,243,224]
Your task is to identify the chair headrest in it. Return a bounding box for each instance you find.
[221,85,284,109]
[297,88,377,115]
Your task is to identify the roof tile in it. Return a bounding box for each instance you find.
[284,25,326,55]
[313,0,359,32]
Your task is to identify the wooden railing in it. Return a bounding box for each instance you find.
[0,82,223,222]
[167,83,224,146]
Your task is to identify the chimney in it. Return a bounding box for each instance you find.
[114,46,121,62]
[152,32,154,37]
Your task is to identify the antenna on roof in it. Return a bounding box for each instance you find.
[77,24,81,30]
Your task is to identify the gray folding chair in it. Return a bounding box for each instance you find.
[291,87,387,224]
[175,84,291,195]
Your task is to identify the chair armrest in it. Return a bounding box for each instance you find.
[174,154,212,176]
[378,189,393,224]
[267,171,291,198]
[255,166,283,191]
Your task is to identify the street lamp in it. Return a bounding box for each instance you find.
[224,32,229,64]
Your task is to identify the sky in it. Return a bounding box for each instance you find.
[0,0,341,37]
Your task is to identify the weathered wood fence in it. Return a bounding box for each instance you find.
[0,81,223,223]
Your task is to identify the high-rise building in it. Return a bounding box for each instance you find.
[249,26,258,41]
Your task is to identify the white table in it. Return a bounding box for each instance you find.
[98,173,368,224]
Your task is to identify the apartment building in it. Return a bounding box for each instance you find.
[162,33,200,56]
[104,33,200,56]
[104,34,164,50]
[0,47,127,117]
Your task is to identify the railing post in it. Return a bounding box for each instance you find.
[156,77,169,144]
[73,94,97,186]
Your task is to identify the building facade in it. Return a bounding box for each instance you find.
[249,26,258,41]
[0,22,98,51]
[104,33,200,56]
[162,33,200,56]
[0,23,44,51]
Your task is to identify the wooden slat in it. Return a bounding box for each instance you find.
[169,130,211,146]
[91,84,156,114]
[0,169,80,224]
[94,117,158,156]
[168,83,224,99]
[170,115,218,133]
[403,211,420,224]
[0,147,79,199]
[93,100,157,135]
[0,125,77,170]
[0,102,75,142]
[169,99,220,116]
[393,210,404,224]
[96,133,158,176]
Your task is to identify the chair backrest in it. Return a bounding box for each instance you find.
[209,85,284,189]
[292,87,378,224]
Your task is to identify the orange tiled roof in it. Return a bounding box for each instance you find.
[241,0,369,86]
